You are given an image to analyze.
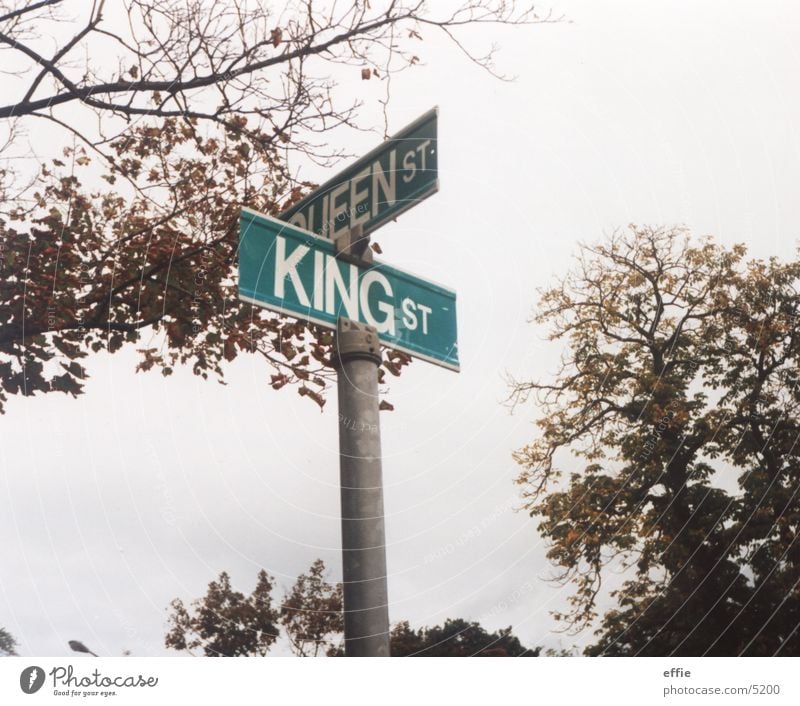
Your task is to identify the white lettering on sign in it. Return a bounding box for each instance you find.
[313,250,324,310]
[402,139,431,183]
[329,181,350,239]
[360,270,395,335]
[401,297,418,330]
[325,254,359,320]
[401,298,433,334]
[350,166,371,229]
[275,237,310,306]
[415,139,431,172]
[288,211,306,230]
[272,236,432,337]
[402,150,416,183]
[372,150,396,216]
[288,139,434,237]
[417,303,432,334]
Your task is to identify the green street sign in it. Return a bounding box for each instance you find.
[280,108,438,238]
[239,207,459,372]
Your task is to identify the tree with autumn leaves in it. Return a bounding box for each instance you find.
[165,559,537,656]
[279,559,344,656]
[510,226,800,656]
[165,569,281,657]
[2,0,546,661]
[389,618,539,656]
[8,2,796,660]
[0,626,17,656]
[0,0,553,413]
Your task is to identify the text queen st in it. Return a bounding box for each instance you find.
[285,139,434,238]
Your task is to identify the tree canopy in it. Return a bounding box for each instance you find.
[0,626,18,656]
[510,226,800,656]
[390,618,538,656]
[165,569,280,656]
[165,560,537,656]
[0,0,553,413]
[279,558,344,657]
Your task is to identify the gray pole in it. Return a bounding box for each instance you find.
[334,317,391,657]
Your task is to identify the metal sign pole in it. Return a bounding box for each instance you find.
[236,109,454,658]
[334,317,391,657]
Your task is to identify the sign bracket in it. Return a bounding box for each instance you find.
[334,223,373,266]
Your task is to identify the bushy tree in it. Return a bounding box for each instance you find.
[280,559,343,657]
[165,570,279,656]
[0,0,553,413]
[390,618,538,656]
[0,626,18,656]
[510,226,800,655]
[166,561,539,657]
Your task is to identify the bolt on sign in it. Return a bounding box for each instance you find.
[279,108,438,239]
[239,207,459,371]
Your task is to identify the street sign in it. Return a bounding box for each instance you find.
[239,207,459,372]
[280,108,438,239]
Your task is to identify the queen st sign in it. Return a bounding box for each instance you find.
[238,207,459,371]
[280,108,438,239]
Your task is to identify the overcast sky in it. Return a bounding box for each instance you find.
[2,0,800,657]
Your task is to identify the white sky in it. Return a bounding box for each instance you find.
[2,0,800,656]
